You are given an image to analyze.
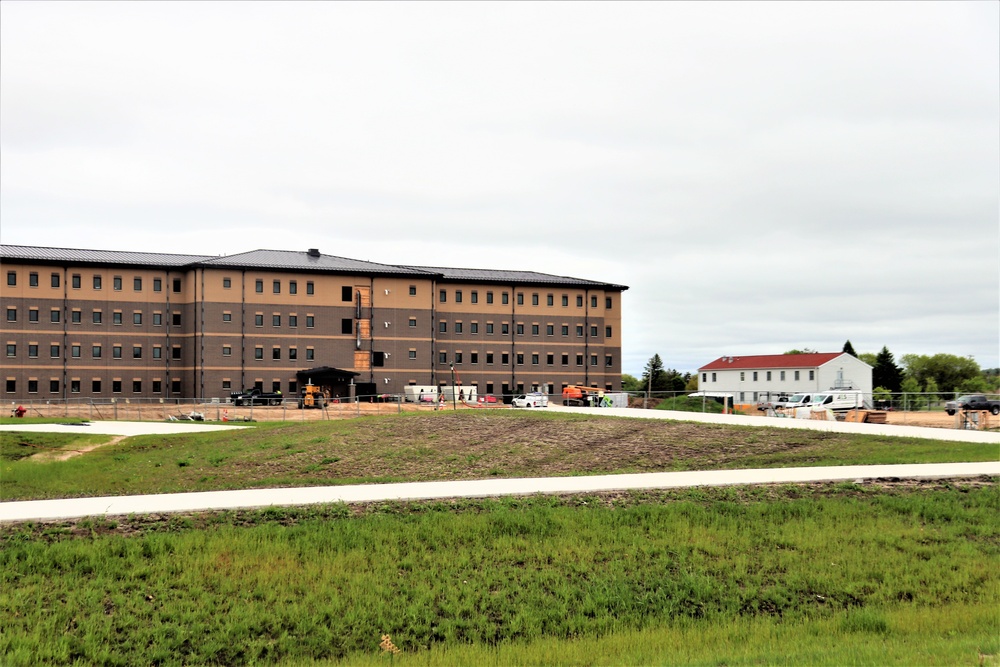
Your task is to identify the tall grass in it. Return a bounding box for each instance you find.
[2,485,997,665]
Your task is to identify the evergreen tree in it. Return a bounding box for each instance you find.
[842,340,857,357]
[642,354,667,392]
[873,346,903,393]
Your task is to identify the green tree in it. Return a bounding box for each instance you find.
[621,374,643,393]
[901,353,981,393]
[873,346,903,393]
[685,374,699,392]
[901,376,924,409]
[858,352,878,367]
[842,340,857,357]
[784,348,817,355]
[642,354,667,393]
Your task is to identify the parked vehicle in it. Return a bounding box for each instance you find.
[562,385,604,407]
[781,393,814,410]
[945,394,1000,416]
[513,393,548,408]
[808,390,870,412]
[756,393,789,412]
[297,383,326,409]
[231,387,283,406]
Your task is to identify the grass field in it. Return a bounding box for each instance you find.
[1,412,997,665]
[1,484,997,665]
[2,411,997,501]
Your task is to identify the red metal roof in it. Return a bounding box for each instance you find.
[699,352,844,371]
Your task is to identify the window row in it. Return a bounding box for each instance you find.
[7,307,181,326]
[6,343,182,360]
[243,278,314,296]
[438,289,613,310]
[431,351,613,367]
[436,321,612,338]
[704,370,816,383]
[222,312,315,328]
[7,271,181,293]
[5,378,181,394]
[238,346,315,361]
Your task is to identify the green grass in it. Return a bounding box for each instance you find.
[2,484,997,666]
[655,395,727,413]
[2,412,996,501]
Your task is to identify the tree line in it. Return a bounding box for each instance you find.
[623,341,999,395]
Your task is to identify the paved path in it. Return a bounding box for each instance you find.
[548,404,1000,443]
[2,462,997,522]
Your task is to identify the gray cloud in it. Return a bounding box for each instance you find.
[2,1,996,375]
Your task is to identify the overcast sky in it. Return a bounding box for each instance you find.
[2,1,997,375]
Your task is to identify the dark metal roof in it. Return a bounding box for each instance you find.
[199,249,434,276]
[0,245,627,289]
[404,265,629,290]
[0,244,212,267]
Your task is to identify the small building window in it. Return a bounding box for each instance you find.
[134,277,142,291]
[273,280,281,294]
[306,281,314,295]
[289,280,297,295]
[223,277,231,289]
[153,278,162,292]
[113,276,122,291]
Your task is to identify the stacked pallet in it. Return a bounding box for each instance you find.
[845,409,888,424]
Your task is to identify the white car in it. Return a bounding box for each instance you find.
[512,393,548,408]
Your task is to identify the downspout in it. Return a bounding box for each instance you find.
[510,283,516,392]
[584,289,590,387]
[165,270,171,391]
[199,267,205,400]
[430,278,436,386]
[240,270,246,392]
[61,266,68,399]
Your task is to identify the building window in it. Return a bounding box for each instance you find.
[712,373,717,382]
[455,322,463,334]
[255,347,264,360]
[112,345,122,359]
[113,312,122,325]
[306,316,314,328]
[576,325,584,337]
[562,295,568,307]
[289,280,297,295]
[471,291,478,304]
[132,380,141,393]
[606,355,613,367]
[171,379,181,393]
[516,324,524,335]
[72,274,81,289]
[531,324,539,335]
[92,345,101,359]
[223,277,232,288]
[222,345,232,357]
[502,323,510,335]
[272,348,281,360]
[51,310,60,323]
[809,370,815,381]
[753,371,758,381]
[409,285,417,296]
[29,309,39,322]
[576,354,583,366]
[6,271,15,286]
[306,348,314,361]
[289,315,297,327]
[6,344,16,357]
[71,310,81,324]
[133,312,142,325]
[134,277,142,291]
[306,281,314,295]
[223,313,232,322]
[455,290,462,303]
[172,279,181,293]
[6,308,15,322]
[93,380,102,393]
[439,321,447,333]
[590,326,598,337]
[153,313,162,326]
[28,345,38,358]
[273,314,281,327]
[502,352,509,365]
[93,275,102,290]
[547,353,554,365]
[72,345,81,358]
[794,370,800,381]
[273,280,281,294]
[52,273,60,288]
[562,325,569,336]
[439,351,447,364]
[133,346,142,359]
[486,352,494,364]
[153,278,162,292]
[440,289,447,303]
[502,292,509,305]
[172,347,181,360]
[517,293,524,305]
[605,326,612,337]
[532,354,539,365]
[470,323,478,334]
[28,380,38,394]
[740,371,745,381]
[606,297,612,309]
[547,294,554,306]
[255,279,264,293]
[576,296,583,307]
[92,311,102,324]
[340,318,353,335]
[289,347,297,360]
[409,350,416,359]
[113,276,122,291]
[531,293,539,306]
[111,380,122,393]
[50,380,59,392]
[591,296,598,308]
[766,371,772,381]
[516,353,524,365]
[409,318,416,328]
[486,323,494,334]
[342,286,353,301]
[5,380,14,392]
[470,352,479,364]
[153,346,162,359]
[255,314,264,327]
[486,291,494,304]
[455,352,463,364]
[152,380,162,393]
[50,344,60,358]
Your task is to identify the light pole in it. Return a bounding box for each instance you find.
[449,363,456,411]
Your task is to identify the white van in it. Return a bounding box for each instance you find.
[781,393,814,409]
[809,391,869,412]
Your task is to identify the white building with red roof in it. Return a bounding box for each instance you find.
[698,352,873,404]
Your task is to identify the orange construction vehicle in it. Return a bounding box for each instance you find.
[562,385,605,407]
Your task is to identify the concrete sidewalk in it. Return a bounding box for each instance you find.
[547,404,1000,443]
[2,462,996,522]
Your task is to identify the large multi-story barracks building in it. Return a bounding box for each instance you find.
[1,245,627,402]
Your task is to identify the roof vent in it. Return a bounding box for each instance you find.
[307,248,320,258]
